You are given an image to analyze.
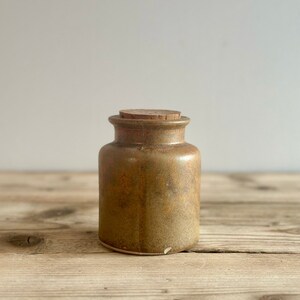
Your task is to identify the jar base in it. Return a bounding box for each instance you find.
[99,239,195,256]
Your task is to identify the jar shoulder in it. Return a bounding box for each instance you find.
[99,142,200,161]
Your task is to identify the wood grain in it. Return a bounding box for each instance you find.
[0,172,300,298]
[0,173,299,254]
[0,253,299,299]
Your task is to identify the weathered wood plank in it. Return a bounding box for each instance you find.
[1,172,300,202]
[0,253,299,298]
[0,173,300,298]
[0,173,299,254]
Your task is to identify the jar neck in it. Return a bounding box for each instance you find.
[109,115,190,145]
[115,127,186,145]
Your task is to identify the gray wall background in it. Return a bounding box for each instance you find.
[0,0,299,172]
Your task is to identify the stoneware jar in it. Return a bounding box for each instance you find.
[98,109,201,255]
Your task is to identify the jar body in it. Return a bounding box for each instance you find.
[98,136,200,255]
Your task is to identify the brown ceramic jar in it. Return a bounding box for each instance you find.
[98,109,200,255]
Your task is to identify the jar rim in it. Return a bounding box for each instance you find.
[108,115,190,128]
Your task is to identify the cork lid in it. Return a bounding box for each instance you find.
[119,109,181,120]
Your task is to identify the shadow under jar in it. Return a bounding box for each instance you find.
[98,109,201,255]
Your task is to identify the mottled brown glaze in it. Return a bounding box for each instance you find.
[98,111,201,255]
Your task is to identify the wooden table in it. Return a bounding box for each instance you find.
[0,173,299,299]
